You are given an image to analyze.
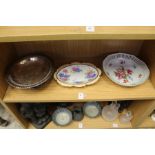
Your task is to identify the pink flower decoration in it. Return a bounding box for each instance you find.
[127,69,133,75]
[63,69,68,73]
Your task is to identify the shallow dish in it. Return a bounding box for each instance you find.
[6,55,54,89]
[103,53,150,87]
[54,62,101,87]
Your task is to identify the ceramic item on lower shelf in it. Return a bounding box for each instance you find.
[151,113,155,121]
[19,103,51,129]
[6,55,54,89]
[52,108,72,126]
[102,102,120,121]
[54,62,101,87]
[0,117,9,127]
[72,107,84,121]
[83,102,101,118]
[103,53,150,87]
[119,111,133,124]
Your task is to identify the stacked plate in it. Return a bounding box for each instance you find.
[6,55,54,89]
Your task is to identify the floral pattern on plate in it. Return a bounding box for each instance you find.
[114,66,133,83]
[71,66,82,72]
[54,63,101,87]
[103,53,150,87]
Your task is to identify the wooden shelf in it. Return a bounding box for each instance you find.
[42,117,131,129]
[3,75,155,103]
[0,26,155,42]
[1,27,155,129]
[28,117,155,129]
[27,117,155,129]
[138,117,155,128]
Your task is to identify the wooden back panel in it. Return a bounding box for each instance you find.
[140,41,155,88]
[14,40,143,67]
[129,100,155,127]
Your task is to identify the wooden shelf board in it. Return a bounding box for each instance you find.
[27,123,35,129]
[0,26,155,42]
[27,117,155,129]
[42,117,131,129]
[138,117,155,128]
[3,75,155,103]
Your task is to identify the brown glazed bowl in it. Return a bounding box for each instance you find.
[6,55,54,89]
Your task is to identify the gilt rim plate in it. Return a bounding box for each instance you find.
[103,53,150,87]
[6,55,54,89]
[54,62,101,87]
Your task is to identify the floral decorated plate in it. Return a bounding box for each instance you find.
[103,53,150,87]
[54,62,101,87]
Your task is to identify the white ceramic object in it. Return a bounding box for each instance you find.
[103,53,150,87]
[119,111,133,124]
[52,108,72,126]
[102,103,120,121]
[83,102,101,118]
[151,113,155,122]
[54,62,101,87]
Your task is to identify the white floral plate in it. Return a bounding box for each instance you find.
[54,62,101,87]
[103,53,150,87]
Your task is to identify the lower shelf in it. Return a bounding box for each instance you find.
[138,117,155,128]
[28,117,155,129]
[28,117,132,129]
[3,102,155,129]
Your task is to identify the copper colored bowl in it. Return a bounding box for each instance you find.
[6,55,54,89]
